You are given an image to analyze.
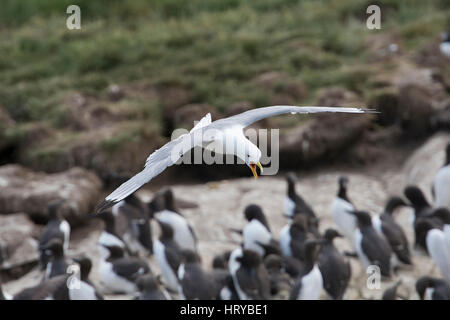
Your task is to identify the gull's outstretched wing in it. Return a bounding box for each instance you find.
[221,105,375,128]
[97,114,212,212]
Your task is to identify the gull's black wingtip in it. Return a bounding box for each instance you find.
[96,199,116,213]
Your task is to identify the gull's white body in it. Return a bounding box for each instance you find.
[99,106,371,210]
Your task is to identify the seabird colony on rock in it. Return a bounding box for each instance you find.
[4,107,450,300]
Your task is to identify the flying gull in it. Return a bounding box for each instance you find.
[97,105,374,212]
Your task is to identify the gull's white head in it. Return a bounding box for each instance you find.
[243,140,263,179]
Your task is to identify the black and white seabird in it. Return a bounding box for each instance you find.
[96,210,132,258]
[433,142,450,209]
[415,214,450,280]
[284,173,316,219]
[177,249,217,300]
[242,204,280,257]
[112,194,153,256]
[372,196,412,266]
[70,255,104,300]
[99,245,151,294]
[416,276,450,300]
[318,229,351,300]
[229,248,271,300]
[135,274,171,300]
[440,32,450,59]
[153,218,183,292]
[43,239,69,281]
[151,188,197,253]
[289,239,325,300]
[39,200,70,269]
[351,210,392,278]
[405,185,444,251]
[332,176,357,250]
[279,214,314,261]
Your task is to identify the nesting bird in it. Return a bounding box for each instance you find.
[99,245,151,294]
[150,188,197,253]
[229,248,271,300]
[289,239,324,300]
[351,210,392,278]
[153,218,183,292]
[242,204,279,257]
[177,249,217,300]
[332,176,357,251]
[284,173,316,219]
[318,229,351,300]
[112,194,153,256]
[43,239,69,281]
[372,196,412,267]
[279,214,314,261]
[415,208,450,280]
[39,200,70,269]
[70,255,104,300]
[96,210,130,258]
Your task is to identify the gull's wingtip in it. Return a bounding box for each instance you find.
[360,108,380,114]
[96,199,117,213]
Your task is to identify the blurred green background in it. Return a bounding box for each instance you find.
[0,0,449,184]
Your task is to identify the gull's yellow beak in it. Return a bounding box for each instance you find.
[249,162,263,179]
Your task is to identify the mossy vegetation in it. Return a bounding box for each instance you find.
[0,0,448,174]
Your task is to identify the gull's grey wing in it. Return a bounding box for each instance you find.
[97,132,210,213]
[220,105,374,128]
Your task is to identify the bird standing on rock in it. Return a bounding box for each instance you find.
[97,106,373,212]
[43,239,69,281]
[177,249,217,300]
[372,196,412,267]
[153,218,183,292]
[229,248,271,300]
[99,245,151,294]
[289,239,325,300]
[318,229,351,300]
[332,176,357,252]
[150,188,198,253]
[242,204,279,257]
[350,210,392,278]
[284,172,316,219]
[39,200,70,270]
